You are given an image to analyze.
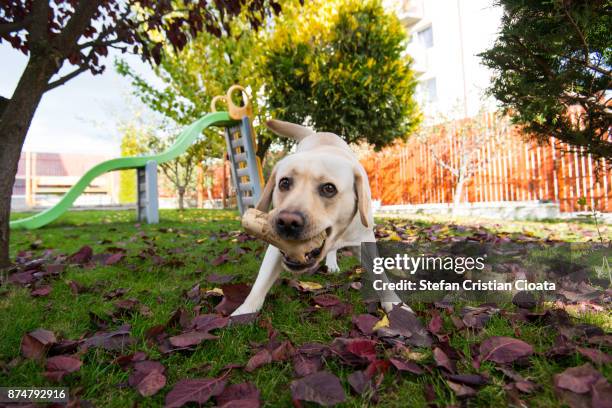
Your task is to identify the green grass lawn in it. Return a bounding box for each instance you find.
[1,209,610,407]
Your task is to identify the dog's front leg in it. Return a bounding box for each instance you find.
[231,245,283,316]
[325,250,340,273]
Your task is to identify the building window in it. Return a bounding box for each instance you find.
[418,26,434,48]
[421,77,437,102]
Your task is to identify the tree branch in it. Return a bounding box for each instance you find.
[45,65,89,91]
[53,1,101,52]
[562,4,589,63]
[429,147,459,177]
[0,17,32,36]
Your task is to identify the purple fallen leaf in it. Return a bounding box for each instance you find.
[245,349,272,372]
[576,347,612,365]
[389,357,424,375]
[479,336,533,364]
[81,327,135,351]
[69,245,93,264]
[428,312,443,334]
[44,355,82,382]
[31,285,51,297]
[211,254,230,266]
[348,370,372,395]
[216,382,260,407]
[554,363,604,394]
[446,374,489,386]
[592,377,612,408]
[8,271,35,285]
[127,360,166,392]
[433,347,455,373]
[21,328,56,359]
[352,314,379,335]
[345,339,377,363]
[136,370,166,397]
[206,273,236,284]
[512,291,536,309]
[447,380,476,398]
[290,371,346,406]
[313,294,341,307]
[515,380,537,394]
[104,252,125,265]
[381,305,432,347]
[190,314,229,333]
[215,284,251,316]
[169,331,218,348]
[293,354,323,377]
[165,378,227,408]
[271,341,296,362]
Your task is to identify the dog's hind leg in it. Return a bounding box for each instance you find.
[231,245,283,316]
[325,250,340,273]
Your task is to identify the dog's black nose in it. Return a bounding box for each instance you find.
[275,211,305,239]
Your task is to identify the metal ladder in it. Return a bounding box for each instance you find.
[224,116,263,215]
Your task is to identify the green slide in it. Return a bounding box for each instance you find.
[11,111,235,230]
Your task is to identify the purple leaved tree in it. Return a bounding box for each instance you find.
[0,0,284,268]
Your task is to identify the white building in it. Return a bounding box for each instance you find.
[386,0,503,118]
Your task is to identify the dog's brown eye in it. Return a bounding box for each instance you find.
[319,183,337,198]
[278,177,292,191]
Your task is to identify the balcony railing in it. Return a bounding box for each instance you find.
[390,0,424,27]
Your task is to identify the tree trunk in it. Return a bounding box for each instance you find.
[256,134,272,164]
[177,186,186,210]
[0,57,57,268]
[451,174,466,218]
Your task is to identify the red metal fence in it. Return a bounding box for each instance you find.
[359,120,611,213]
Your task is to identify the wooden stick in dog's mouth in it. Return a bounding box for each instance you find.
[241,208,327,264]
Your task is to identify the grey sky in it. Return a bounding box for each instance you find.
[0,44,161,155]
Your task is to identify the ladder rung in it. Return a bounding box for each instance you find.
[231,138,244,148]
[237,168,250,177]
[241,197,255,206]
[239,182,253,191]
[234,153,247,162]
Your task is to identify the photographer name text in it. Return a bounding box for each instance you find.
[372,279,556,291]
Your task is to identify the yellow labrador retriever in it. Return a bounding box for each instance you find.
[231,119,408,316]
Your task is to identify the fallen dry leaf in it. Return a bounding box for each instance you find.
[21,328,56,360]
[389,357,425,375]
[44,355,82,382]
[290,371,346,406]
[216,382,260,407]
[168,331,218,348]
[479,336,533,364]
[554,363,604,394]
[245,349,272,372]
[165,377,227,408]
[433,347,456,374]
[214,283,251,316]
[30,285,51,297]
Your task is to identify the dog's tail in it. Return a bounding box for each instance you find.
[265,119,315,142]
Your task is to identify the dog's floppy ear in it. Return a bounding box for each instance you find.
[353,168,371,228]
[266,119,315,142]
[256,165,277,212]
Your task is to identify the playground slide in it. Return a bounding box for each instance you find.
[10,111,235,230]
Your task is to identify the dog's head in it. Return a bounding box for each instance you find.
[257,119,371,272]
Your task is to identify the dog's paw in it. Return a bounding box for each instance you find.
[381,301,414,314]
[325,262,340,273]
[325,252,340,273]
[230,303,262,317]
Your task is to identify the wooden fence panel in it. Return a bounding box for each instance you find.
[358,119,612,213]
